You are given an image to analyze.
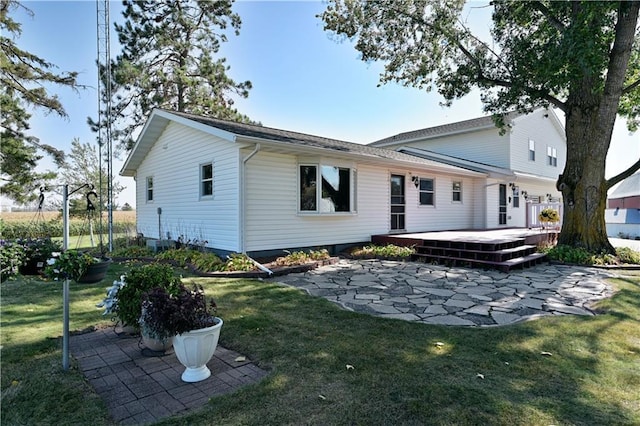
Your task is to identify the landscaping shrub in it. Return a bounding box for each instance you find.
[116,263,183,327]
[615,247,640,265]
[349,244,415,259]
[224,253,256,272]
[0,240,26,281]
[544,244,640,265]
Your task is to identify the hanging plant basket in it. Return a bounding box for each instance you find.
[77,258,112,284]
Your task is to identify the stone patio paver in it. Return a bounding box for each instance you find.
[269,260,616,327]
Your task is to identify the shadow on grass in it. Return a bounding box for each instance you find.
[172,276,640,426]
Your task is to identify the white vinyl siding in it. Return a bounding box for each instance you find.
[404,127,511,169]
[135,122,240,250]
[405,174,478,232]
[510,109,566,178]
[244,151,389,252]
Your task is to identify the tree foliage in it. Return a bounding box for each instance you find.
[57,138,125,215]
[94,0,253,150]
[322,0,640,252]
[0,0,82,203]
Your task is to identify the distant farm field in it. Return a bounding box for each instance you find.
[1,210,137,239]
[1,210,136,222]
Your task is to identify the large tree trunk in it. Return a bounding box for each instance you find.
[557,2,639,254]
[557,106,614,253]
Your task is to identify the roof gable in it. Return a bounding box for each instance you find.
[370,109,564,148]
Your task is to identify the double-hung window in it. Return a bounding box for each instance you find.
[200,162,213,198]
[299,164,354,213]
[419,178,435,206]
[547,146,557,167]
[452,181,462,202]
[528,139,535,161]
[146,177,154,202]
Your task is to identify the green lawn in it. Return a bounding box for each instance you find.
[1,264,639,425]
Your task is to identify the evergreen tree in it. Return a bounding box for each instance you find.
[322,0,640,253]
[94,0,253,150]
[0,0,82,203]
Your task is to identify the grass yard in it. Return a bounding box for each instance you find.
[1,265,639,425]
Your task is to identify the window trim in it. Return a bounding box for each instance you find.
[547,146,558,167]
[452,181,462,203]
[418,177,435,207]
[528,139,535,162]
[146,176,154,203]
[298,163,356,215]
[199,161,214,199]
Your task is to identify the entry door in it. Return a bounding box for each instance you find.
[390,175,405,231]
[498,184,507,225]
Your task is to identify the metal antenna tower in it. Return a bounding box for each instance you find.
[96,0,113,252]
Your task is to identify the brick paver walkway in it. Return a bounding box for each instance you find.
[70,327,267,425]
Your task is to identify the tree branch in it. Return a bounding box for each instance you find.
[529,1,566,32]
[607,157,640,189]
[622,78,640,94]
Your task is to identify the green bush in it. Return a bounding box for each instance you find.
[0,240,26,281]
[544,244,640,265]
[116,263,183,328]
[615,247,640,265]
[224,253,256,272]
[349,244,415,259]
[189,251,224,272]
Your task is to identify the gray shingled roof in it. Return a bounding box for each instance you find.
[610,172,640,199]
[370,112,520,146]
[164,110,480,172]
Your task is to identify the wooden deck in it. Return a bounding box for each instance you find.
[372,229,556,272]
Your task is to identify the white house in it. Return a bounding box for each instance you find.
[370,108,565,229]
[120,108,564,257]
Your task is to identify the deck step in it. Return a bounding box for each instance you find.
[411,252,547,272]
[414,244,537,263]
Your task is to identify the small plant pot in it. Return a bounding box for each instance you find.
[77,258,112,284]
[19,258,46,276]
[142,334,174,353]
[173,318,223,383]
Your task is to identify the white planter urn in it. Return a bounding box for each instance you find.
[172,317,223,383]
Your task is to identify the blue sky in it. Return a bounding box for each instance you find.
[14,0,639,207]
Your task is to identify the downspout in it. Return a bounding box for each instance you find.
[240,143,273,275]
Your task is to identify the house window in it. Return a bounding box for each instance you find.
[547,146,557,167]
[300,165,317,211]
[452,181,462,202]
[513,186,520,208]
[419,178,434,206]
[528,139,535,161]
[200,162,213,197]
[146,176,153,202]
[299,164,354,213]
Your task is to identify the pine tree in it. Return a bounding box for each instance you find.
[0,0,82,203]
[95,0,253,150]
